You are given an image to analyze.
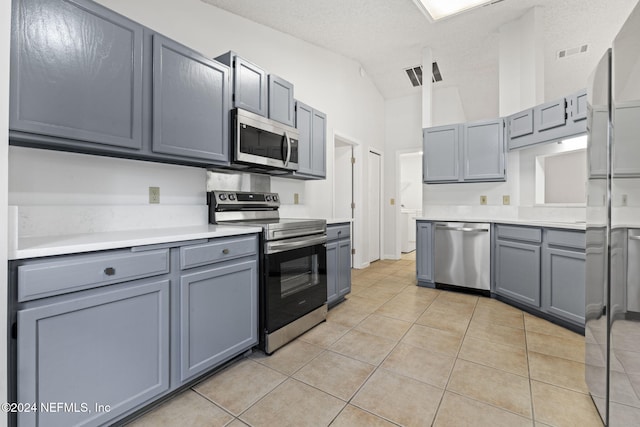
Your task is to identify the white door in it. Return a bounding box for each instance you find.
[368,151,381,262]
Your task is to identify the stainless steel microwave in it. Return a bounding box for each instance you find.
[232,108,299,172]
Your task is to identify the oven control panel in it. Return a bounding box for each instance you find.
[209,191,280,210]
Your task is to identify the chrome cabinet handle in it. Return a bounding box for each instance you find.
[284,131,291,166]
[104,267,116,276]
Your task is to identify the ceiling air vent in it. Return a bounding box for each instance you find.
[557,44,589,59]
[404,62,443,87]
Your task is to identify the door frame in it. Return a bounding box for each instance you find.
[332,130,366,269]
[368,148,384,263]
[394,147,423,260]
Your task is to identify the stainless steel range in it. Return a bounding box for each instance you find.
[208,191,327,354]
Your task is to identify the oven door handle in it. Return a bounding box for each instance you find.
[266,235,327,254]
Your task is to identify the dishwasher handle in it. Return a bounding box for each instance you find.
[629,235,640,241]
[435,225,489,232]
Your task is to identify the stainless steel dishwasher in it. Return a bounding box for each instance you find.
[434,222,491,291]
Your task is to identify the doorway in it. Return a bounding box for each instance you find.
[368,150,382,263]
[334,135,356,267]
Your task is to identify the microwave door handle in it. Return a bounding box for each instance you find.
[284,131,291,167]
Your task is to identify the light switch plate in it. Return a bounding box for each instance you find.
[503,195,510,205]
[149,187,160,204]
[480,195,487,205]
[390,198,395,205]
[293,193,299,205]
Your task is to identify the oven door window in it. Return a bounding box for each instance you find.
[265,243,327,332]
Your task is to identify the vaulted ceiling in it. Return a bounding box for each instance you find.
[202,0,637,120]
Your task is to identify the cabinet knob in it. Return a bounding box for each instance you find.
[222,248,230,255]
[104,267,116,276]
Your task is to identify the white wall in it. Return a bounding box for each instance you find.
[8,0,386,268]
[1,0,10,422]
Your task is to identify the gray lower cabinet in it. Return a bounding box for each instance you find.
[268,75,295,127]
[178,258,258,383]
[10,0,144,150]
[542,229,586,326]
[327,224,351,306]
[17,277,170,427]
[423,119,505,183]
[494,224,586,328]
[291,101,327,179]
[494,225,542,309]
[507,89,587,150]
[216,51,268,117]
[416,221,434,286]
[151,34,229,165]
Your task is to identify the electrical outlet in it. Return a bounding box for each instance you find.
[503,195,510,205]
[390,198,395,205]
[293,193,299,205]
[480,195,487,205]
[622,194,628,206]
[149,186,160,204]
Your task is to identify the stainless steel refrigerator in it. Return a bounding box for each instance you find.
[585,1,640,425]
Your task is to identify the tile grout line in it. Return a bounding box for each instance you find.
[524,313,536,426]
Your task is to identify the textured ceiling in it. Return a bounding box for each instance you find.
[201,0,637,121]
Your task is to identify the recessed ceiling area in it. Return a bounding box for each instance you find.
[412,0,499,22]
[201,0,637,121]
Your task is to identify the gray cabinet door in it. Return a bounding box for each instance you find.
[416,221,433,284]
[179,259,258,382]
[495,240,541,308]
[535,98,567,132]
[17,278,170,427]
[508,109,534,140]
[268,75,295,127]
[152,34,228,164]
[542,247,586,325]
[463,119,505,181]
[311,109,327,178]
[295,101,313,176]
[337,238,352,298]
[326,241,339,305]
[570,89,588,122]
[10,0,144,149]
[423,125,460,182]
[233,56,268,116]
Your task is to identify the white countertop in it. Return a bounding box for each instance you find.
[9,225,263,260]
[416,217,587,231]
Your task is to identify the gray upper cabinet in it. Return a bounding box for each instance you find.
[10,0,144,150]
[423,124,459,182]
[151,34,229,164]
[534,99,567,132]
[17,277,170,427]
[423,120,505,183]
[268,75,295,127]
[507,89,587,150]
[216,52,267,117]
[463,119,505,181]
[291,101,326,179]
[508,109,535,140]
[569,89,588,122]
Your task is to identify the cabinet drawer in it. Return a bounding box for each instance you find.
[496,225,542,243]
[327,224,350,241]
[546,229,585,250]
[180,235,258,269]
[18,249,170,302]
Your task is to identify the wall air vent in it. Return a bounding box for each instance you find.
[557,44,589,59]
[404,62,443,87]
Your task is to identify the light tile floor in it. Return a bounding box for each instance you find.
[128,252,603,427]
